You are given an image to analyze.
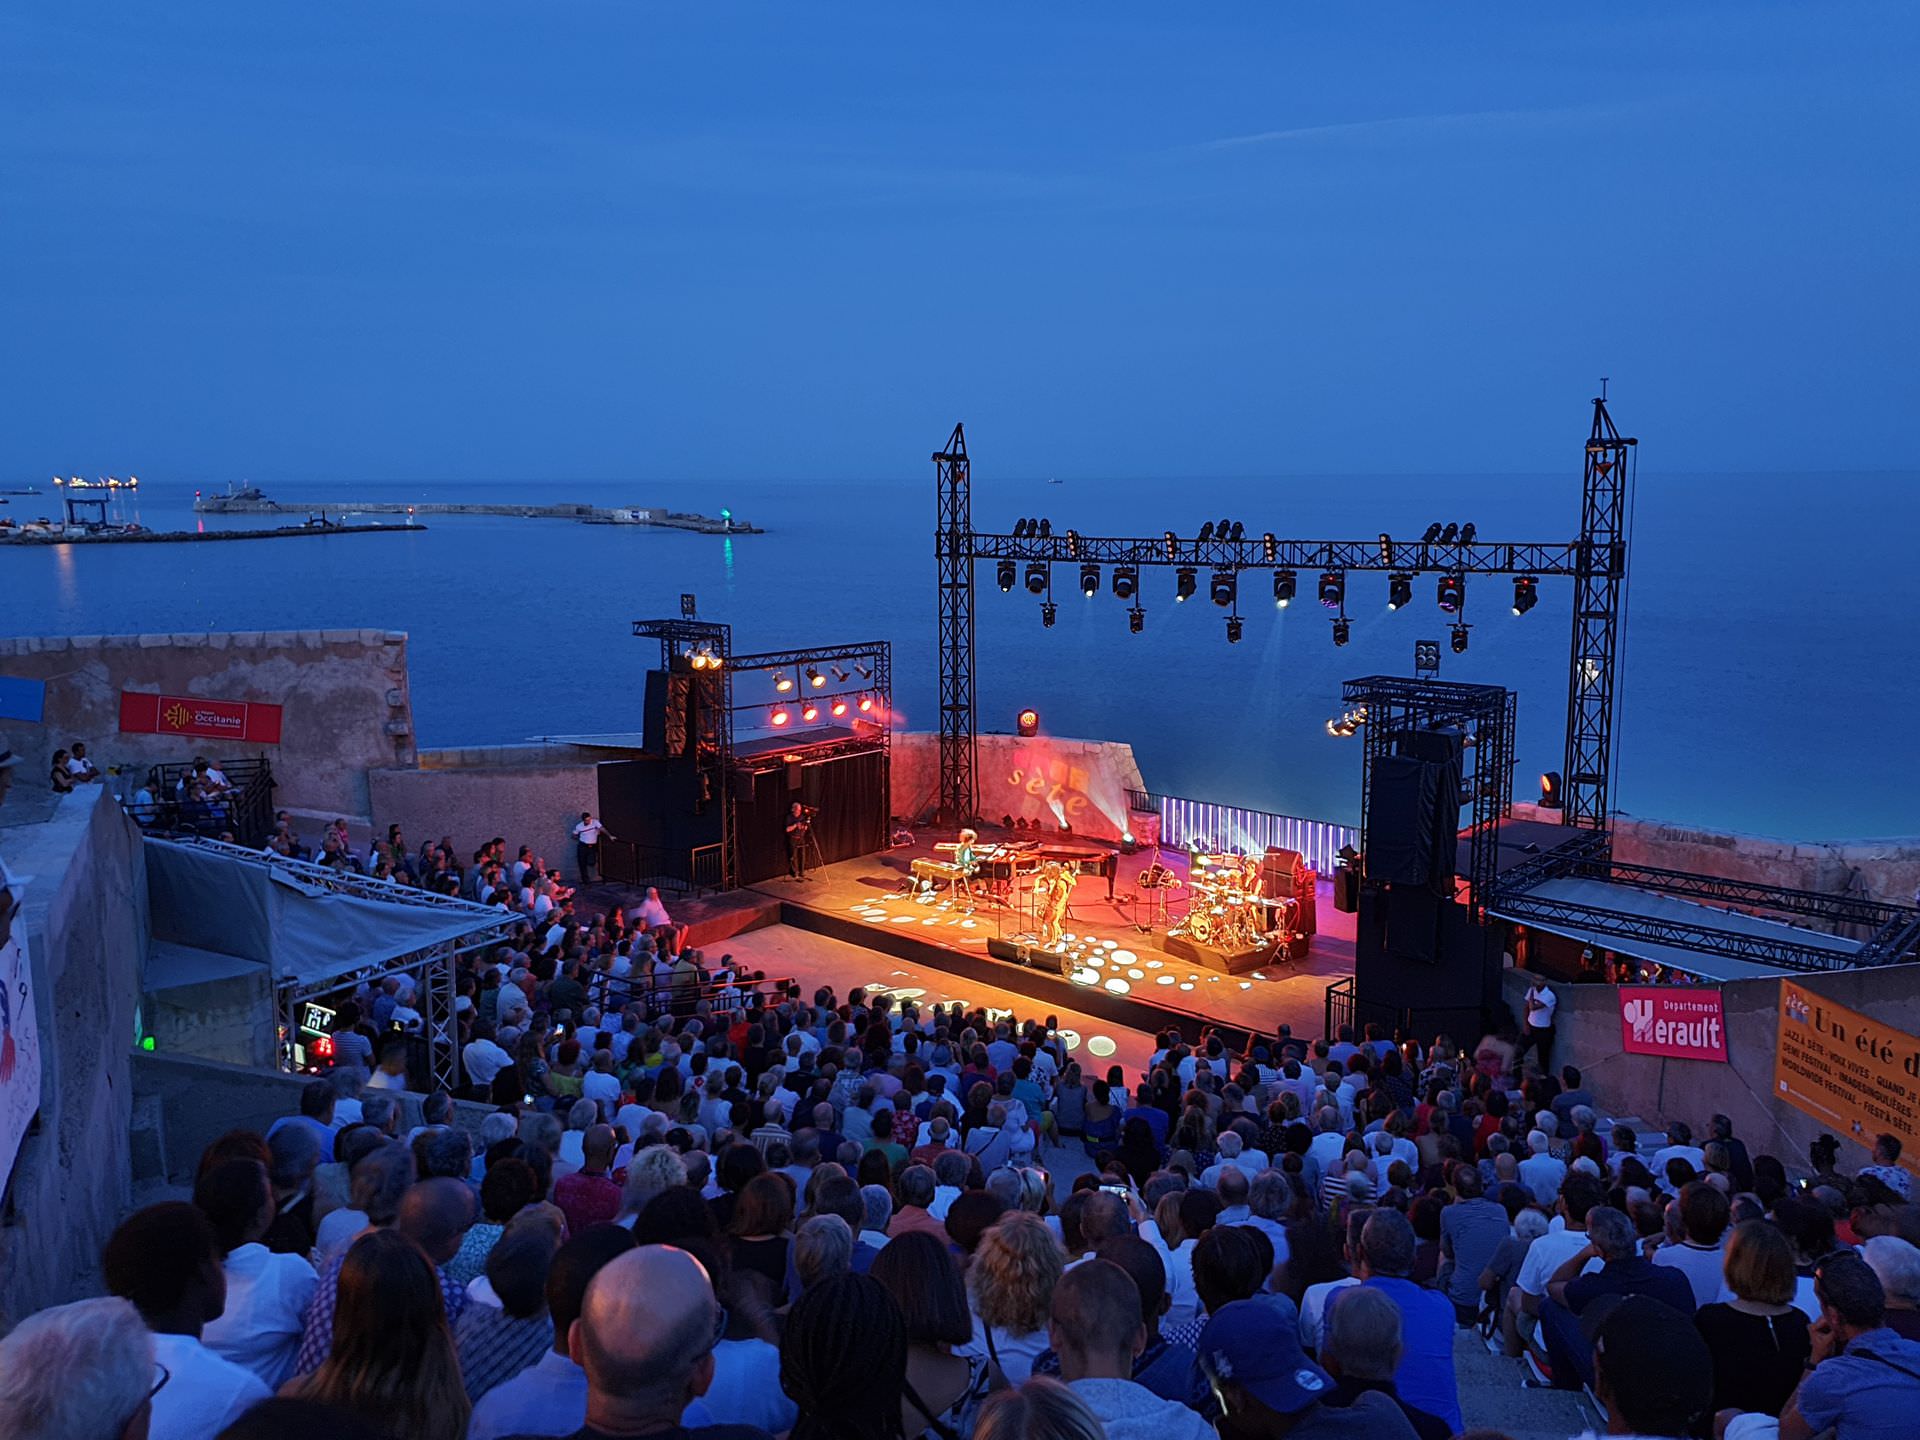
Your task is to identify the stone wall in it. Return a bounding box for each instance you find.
[0,629,418,821]
[371,745,603,882]
[1511,802,1920,905]
[0,790,148,1331]
[891,731,1147,841]
[1501,964,1920,1173]
[145,969,276,1070]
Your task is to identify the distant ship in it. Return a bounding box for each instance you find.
[0,485,38,495]
[51,474,138,491]
[194,482,272,512]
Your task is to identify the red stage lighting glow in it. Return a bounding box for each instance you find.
[830,699,848,717]
[1017,708,1040,737]
[858,695,874,713]
[771,707,791,727]
[801,703,819,722]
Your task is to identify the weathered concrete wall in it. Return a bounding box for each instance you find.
[146,970,275,1070]
[0,790,148,1331]
[891,731,1147,841]
[371,745,602,881]
[131,1052,496,1187]
[1512,803,1920,905]
[1501,965,1920,1174]
[0,629,417,821]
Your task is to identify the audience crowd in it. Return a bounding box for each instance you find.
[5,835,1920,1440]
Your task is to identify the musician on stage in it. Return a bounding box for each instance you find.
[954,827,979,902]
[785,801,812,880]
[1035,861,1072,950]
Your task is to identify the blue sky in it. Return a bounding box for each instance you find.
[2,2,1914,481]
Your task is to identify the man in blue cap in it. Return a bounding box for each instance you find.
[1199,1298,1419,1440]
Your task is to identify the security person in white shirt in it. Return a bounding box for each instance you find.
[572,812,614,884]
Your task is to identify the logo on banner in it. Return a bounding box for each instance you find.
[1617,986,1727,1062]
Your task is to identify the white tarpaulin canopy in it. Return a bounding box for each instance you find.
[145,838,503,989]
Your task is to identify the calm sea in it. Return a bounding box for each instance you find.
[5,468,1916,841]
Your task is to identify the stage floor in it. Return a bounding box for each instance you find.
[747,827,1357,1042]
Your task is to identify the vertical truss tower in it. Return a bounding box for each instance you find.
[1563,393,1636,835]
[934,423,977,826]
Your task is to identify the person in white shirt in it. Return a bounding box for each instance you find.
[365,1036,410,1091]
[66,740,102,781]
[464,1030,516,1090]
[1502,1172,1604,1357]
[195,1157,319,1388]
[1519,976,1558,1071]
[103,1201,272,1440]
[1517,1130,1569,1206]
[0,1297,162,1440]
[1648,1122,1708,1182]
[1306,1109,1349,1174]
[631,885,673,930]
[582,1053,622,1117]
[571,812,615,885]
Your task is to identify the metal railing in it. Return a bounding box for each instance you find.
[599,838,726,896]
[1321,977,1485,1047]
[1127,788,1356,876]
[126,756,277,848]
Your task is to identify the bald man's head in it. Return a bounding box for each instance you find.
[396,1177,477,1265]
[1079,1191,1130,1247]
[1048,1259,1144,1379]
[571,1245,719,1420]
[584,1124,617,1169]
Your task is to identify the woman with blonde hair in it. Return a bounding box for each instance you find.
[972,1377,1104,1440]
[961,1210,1063,1385]
[284,1229,469,1440]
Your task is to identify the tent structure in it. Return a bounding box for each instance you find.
[145,838,516,1090]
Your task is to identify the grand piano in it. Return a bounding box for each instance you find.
[934,838,1119,900]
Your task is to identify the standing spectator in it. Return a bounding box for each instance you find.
[1778,1249,1920,1439]
[0,1297,158,1440]
[1693,1220,1812,1417]
[1320,1286,1451,1440]
[102,1203,272,1439]
[1048,1259,1213,1440]
[195,1158,320,1388]
[1517,976,1556,1070]
[285,1230,470,1440]
[571,812,614,884]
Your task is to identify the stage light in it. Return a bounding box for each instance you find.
[1198,521,1214,543]
[830,665,850,682]
[774,672,794,693]
[830,699,848,717]
[1013,519,1028,538]
[1422,522,1443,544]
[1540,770,1563,808]
[1331,616,1351,646]
[1437,572,1465,612]
[801,702,819,722]
[1216,517,1232,539]
[1273,569,1296,607]
[1318,571,1345,609]
[1230,521,1244,541]
[854,662,872,679]
[1262,532,1277,563]
[1128,606,1145,634]
[1163,530,1178,559]
[1460,522,1477,544]
[1065,529,1080,558]
[1037,519,1051,538]
[1024,562,1049,595]
[806,665,826,689]
[1079,563,1100,597]
[1225,615,1243,644]
[858,695,874,712]
[996,560,1016,591]
[1017,708,1040,737]
[1450,623,1470,653]
[1209,570,1236,607]
[1512,575,1537,615]
[771,707,791,726]
[1175,567,1196,602]
[1111,565,1138,599]
[1387,573,1412,610]
[1378,533,1395,565]
[1041,601,1057,627]
[1440,523,1459,544]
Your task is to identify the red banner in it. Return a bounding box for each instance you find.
[119,691,283,745]
[1618,985,1728,1062]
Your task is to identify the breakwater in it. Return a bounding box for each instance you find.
[194,496,757,533]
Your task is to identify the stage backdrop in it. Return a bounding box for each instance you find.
[737,750,888,885]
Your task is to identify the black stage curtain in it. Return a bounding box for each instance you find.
[1370,754,1438,885]
[597,757,720,882]
[1385,882,1442,964]
[736,750,889,885]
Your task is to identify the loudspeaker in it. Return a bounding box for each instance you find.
[986,938,1063,975]
[1333,867,1360,913]
[1260,847,1303,900]
[642,670,693,756]
[786,759,802,791]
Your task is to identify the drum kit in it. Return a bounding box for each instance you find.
[1167,849,1299,954]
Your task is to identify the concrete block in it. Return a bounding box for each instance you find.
[69,634,103,650]
[206,632,231,650]
[138,634,170,648]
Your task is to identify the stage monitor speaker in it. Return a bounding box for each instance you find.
[986,937,1063,976]
[1333,868,1360,913]
[1260,847,1303,900]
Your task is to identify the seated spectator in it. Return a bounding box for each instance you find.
[466,1226,637,1440]
[1198,1297,1416,1439]
[794,1214,854,1292]
[889,1164,949,1244]
[553,1125,622,1235]
[1777,1248,1920,1439]
[1437,1165,1507,1325]
[285,1229,468,1439]
[456,1213,564,1401]
[263,1122,324,1258]
[0,1297,158,1440]
[214,1397,384,1439]
[1535,1204,1695,1390]
[1353,1210,1460,1432]
[103,1202,272,1439]
[1860,1134,1913,1202]
[314,1141,415,1264]
[871,1230,995,1438]
[1047,1258,1213,1440]
[1194,1224,1296,1338]
[973,1377,1107,1440]
[727,1171,796,1294]
[1588,1295,1714,1440]
[1320,1285,1450,1440]
[1517,1129,1567,1207]
[1693,1219,1812,1417]
[1863,1234,1920,1342]
[268,1079,340,1163]
[781,1273,910,1440]
[452,1158,541,1287]
[962,1211,1064,1384]
[195,1157,320,1388]
[1651,1181,1731,1308]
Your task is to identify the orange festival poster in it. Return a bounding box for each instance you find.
[1774,981,1920,1174]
